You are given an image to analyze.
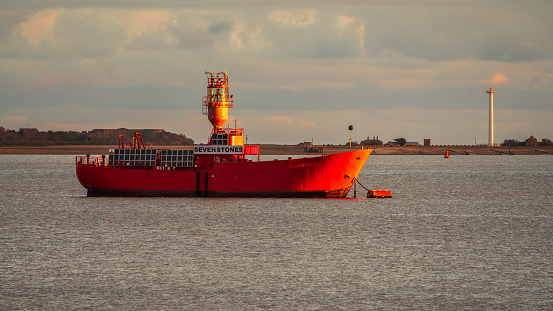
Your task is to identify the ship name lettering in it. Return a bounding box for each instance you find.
[194,145,243,154]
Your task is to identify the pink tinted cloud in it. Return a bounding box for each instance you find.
[42,122,74,131]
[297,119,317,128]
[269,115,293,126]
[1,115,29,129]
[19,9,63,46]
[482,72,508,85]
[5,115,29,123]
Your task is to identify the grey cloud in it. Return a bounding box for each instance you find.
[235,84,553,113]
[261,12,363,59]
[0,0,377,9]
[209,21,233,34]
[0,10,38,58]
[167,15,212,49]
[52,9,126,59]
[167,16,235,51]
[314,37,360,58]
[1,84,194,110]
[0,0,261,9]
[361,5,553,62]
[128,32,171,51]
[0,9,29,41]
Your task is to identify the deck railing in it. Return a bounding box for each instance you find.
[76,155,107,167]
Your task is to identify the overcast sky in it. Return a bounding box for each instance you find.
[1,0,552,145]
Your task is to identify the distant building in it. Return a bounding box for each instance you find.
[361,136,383,146]
[90,129,115,136]
[302,141,323,153]
[405,142,420,146]
[19,128,38,137]
[424,139,431,146]
[526,135,538,147]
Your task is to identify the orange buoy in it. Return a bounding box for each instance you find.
[367,190,392,198]
[444,150,450,158]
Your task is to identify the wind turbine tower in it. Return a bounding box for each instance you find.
[486,86,495,146]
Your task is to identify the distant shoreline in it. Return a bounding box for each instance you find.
[1,145,552,155]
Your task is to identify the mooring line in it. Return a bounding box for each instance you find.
[356,179,370,191]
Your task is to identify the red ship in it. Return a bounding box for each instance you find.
[76,71,371,197]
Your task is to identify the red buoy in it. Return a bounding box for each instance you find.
[367,190,392,198]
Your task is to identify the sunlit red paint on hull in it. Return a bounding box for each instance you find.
[76,149,370,198]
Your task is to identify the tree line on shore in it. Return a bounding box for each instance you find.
[0,127,194,146]
[345,136,553,147]
[501,137,553,146]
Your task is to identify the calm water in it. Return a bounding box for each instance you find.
[1,154,552,310]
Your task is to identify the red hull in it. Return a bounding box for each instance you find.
[76,149,371,198]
